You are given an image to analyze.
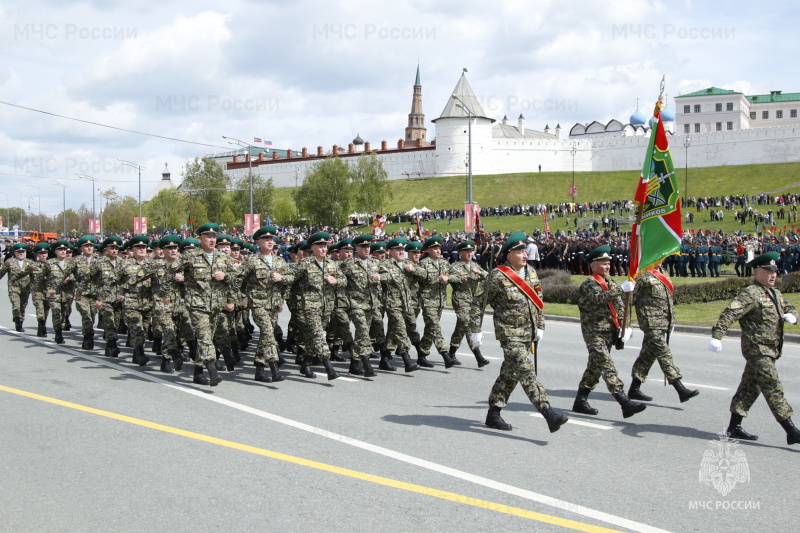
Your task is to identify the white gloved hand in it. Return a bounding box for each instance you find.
[784,313,798,325]
[620,327,632,342]
[536,329,545,341]
[620,280,636,293]
[707,338,723,352]
[470,332,483,347]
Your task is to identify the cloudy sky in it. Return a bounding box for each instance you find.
[1,0,798,219]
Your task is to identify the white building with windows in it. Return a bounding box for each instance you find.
[675,87,800,134]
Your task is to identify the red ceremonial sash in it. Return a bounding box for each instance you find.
[496,265,544,310]
[592,275,620,329]
[649,269,674,294]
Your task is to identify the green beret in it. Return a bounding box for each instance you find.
[180,238,200,251]
[254,226,278,240]
[12,243,28,252]
[405,241,423,252]
[386,237,407,250]
[352,235,374,247]
[457,240,476,252]
[308,232,330,246]
[327,244,336,253]
[230,238,243,250]
[103,236,123,248]
[128,235,150,247]
[242,243,255,253]
[34,242,50,253]
[299,240,311,251]
[587,245,612,262]
[67,244,77,252]
[500,232,527,256]
[370,242,386,254]
[216,234,232,246]
[160,235,181,248]
[50,240,70,251]
[195,223,219,236]
[336,238,354,251]
[77,235,96,246]
[422,236,442,250]
[747,251,780,271]
[151,240,162,248]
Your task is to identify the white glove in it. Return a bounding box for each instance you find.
[784,313,798,325]
[620,280,636,293]
[470,332,483,347]
[707,338,722,352]
[620,327,632,342]
[536,329,545,341]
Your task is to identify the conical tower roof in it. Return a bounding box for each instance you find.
[432,71,494,123]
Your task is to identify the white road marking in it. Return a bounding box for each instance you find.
[337,376,360,382]
[625,345,642,349]
[1,326,672,533]
[681,382,730,391]
[529,413,613,431]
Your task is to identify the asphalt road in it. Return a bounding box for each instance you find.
[1,292,799,533]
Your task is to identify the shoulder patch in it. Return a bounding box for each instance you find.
[729,300,743,310]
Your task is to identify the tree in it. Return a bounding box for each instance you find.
[232,175,274,223]
[100,188,139,233]
[350,152,392,214]
[272,198,299,227]
[145,189,186,232]
[296,157,352,228]
[180,157,231,222]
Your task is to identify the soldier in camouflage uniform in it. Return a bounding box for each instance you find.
[117,236,154,366]
[31,243,50,337]
[369,241,389,357]
[447,240,490,368]
[180,223,235,386]
[483,232,568,434]
[214,234,240,370]
[629,266,699,404]
[0,243,37,332]
[377,237,420,373]
[327,239,354,364]
[230,238,250,353]
[572,246,646,418]
[72,236,98,349]
[292,231,344,380]
[708,251,800,445]
[62,245,76,331]
[89,237,124,357]
[403,241,425,364]
[410,236,458,368]
[33,240,77,344]
[239,226,293,384]
[284,241,306,356]
[340,235,385,376]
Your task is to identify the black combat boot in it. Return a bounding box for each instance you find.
[348,358,364,376]
[269,361,285,382]
[193,364,209,386]
[540,404,569,433]
[780,418,800,445]
[572,387,599,415]
[485,406,512,431]
[104,339,120,357]
[448,346,462,366]
[230,341,240,364]
[134,345,150,366]
[81,334,91,350]
[399,352,419,373]
[472,348,490,368]
[86,334,94,350]
[64,318,72,331]
[238,331,249,351]
[321,358,339,381]
[152,336,162,355]
[415,343,434,368]
[440,349,457,369]
[160,356,174,374]
[298,354,316,378]
[37,319,47,337]
[362,357,376,377]
[672,379,699,403]
[727,414,758,441]
[125,333,132,347]
[370,343,381,359]
[342,342,352,356]
[170,349,183,372]
[379,352,397,371]
[254,363,272,383]
[54,328,65,345]
[222,347,236,372]
[13,317,23,332]
[330,344,346,362]
[628,378,653,402]
[614,391,647,418]
[206,363,222,386]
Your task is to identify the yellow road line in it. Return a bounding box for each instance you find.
[0,384,622,533]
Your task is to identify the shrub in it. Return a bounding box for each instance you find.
[673,278,750,304]
[539,269,579,304]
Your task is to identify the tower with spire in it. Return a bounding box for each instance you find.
[405,64,427,142]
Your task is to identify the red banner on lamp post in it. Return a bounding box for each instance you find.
[133,217,148,235]
[244,214,261,236]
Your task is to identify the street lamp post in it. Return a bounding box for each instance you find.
[683,136,692,199]
[118,159,145,233]
[9,187,23,228]
[452,94,476,235]
[50,180,68,237]
[222,136,254,216]
[26,184,42,235]
[76,174,99,234]
[570,143,577,202]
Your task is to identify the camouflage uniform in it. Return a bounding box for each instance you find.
[577,276,625,394]
[712,281,797,421]
[293,256,345,363]
[34,258,77,331]
[412,256,449,356]
[378,257,415,354]
[340,256,383,361]
[0,257,37,323]
[327,266,353,351]
[89,256,123,343]
[145,256,194,361]
[632,270,682,384]
[30,259,49,324]
[486,264,548,409]
[72,255,98,337]
[118,258,154,351]
[448,260,488,352]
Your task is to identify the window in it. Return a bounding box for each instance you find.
[694,104,701,113]
[683,105,690,113]
[684,124,690,134]
[792,109,798,118]
[777,110,783,119]
[763,111,769,119]
[715,103,722,112]
[695,123,701,133]
[716,122,722,131]
[750,111,757,120]
[727,103,734,111]
[727,121,733,130]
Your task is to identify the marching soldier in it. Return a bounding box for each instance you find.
[33,240,77,344]
[403,240,426,365]
[369,241,389,358]
[214,234,240,370]
[447,240,490,368]
[708,251,800,445]
[0,242,37,332]
[628,266,699,403]
[340,235,382,375]
[572,246,646,418]
[72,235,98,349]
[483,232,568,434]
[89,237,124,357]
[327,239,354,364]
[31,242,50,337]
[117,236,154,366]
[378,237,420,373]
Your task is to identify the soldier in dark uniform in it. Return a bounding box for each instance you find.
[695,239,709,277]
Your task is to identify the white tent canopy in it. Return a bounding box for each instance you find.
[349,212,370,218]
[406,207,421,215]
